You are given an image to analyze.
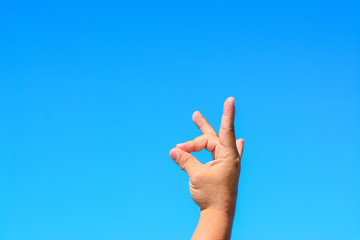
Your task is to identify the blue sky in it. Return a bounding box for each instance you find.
[0,1,359,239]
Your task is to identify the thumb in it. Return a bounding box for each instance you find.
[170,148,202,177]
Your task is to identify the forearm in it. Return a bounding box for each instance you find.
[191,208,235,240]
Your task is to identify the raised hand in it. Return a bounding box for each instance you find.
[169,97,244,240]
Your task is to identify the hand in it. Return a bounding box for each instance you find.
[169,97,244,216]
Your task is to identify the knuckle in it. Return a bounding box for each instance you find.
[221,125,235,133]
[179,155,192,170]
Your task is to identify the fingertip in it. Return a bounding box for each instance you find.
[236,138,245,145]
[176,142,194,153]
[176,143,184,148]
[226,97,235,105]
[223,97,235,115]
[169,148,180,161]
[192,110,201,121]
[236,138,245,156]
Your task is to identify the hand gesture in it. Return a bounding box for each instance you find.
[170,97,244,215]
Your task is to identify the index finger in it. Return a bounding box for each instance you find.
[219,97,236,148]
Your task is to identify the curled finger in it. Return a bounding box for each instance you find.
[176,134,219,153]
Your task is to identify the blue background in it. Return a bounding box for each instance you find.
[1,1,359,239]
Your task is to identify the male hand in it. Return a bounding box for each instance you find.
[169,97,244,216]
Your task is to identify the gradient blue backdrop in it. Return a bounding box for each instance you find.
[1,1,359,239]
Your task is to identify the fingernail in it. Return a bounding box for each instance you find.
[176,143,184,148]
[170,148,180,161]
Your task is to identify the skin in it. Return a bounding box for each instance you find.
[169,97,245,240]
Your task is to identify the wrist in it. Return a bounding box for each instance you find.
[201,193,238,218]
[200,206,235,223]
[192,208,235,240]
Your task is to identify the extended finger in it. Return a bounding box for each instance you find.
[192,111,217,135]
[176,134,219,153]
[169,148,203,177]
[219,97,236,148]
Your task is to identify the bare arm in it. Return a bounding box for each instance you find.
[170,97,244,240]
